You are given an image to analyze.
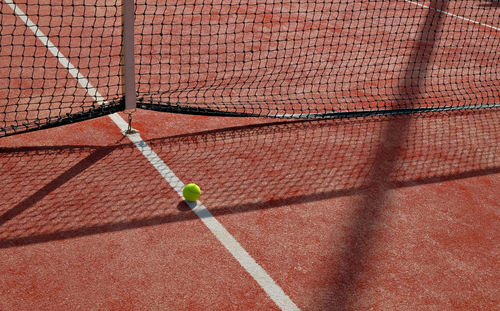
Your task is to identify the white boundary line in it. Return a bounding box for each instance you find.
[125,132,300,311]
[5,1,300,310]
[404,0,500,31]
[3,0,107,105]
[5,0,497,307]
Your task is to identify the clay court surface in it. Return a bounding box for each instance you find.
[1,0,499,310]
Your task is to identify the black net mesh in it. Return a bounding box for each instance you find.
[1,1,499,137]
[135,0,499,117]
[0,0,124,137]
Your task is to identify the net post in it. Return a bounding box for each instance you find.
[122,0,136,110]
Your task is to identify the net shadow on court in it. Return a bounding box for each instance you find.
[0,109,498,250]
[1,1,498,309]
[320,1,449,308]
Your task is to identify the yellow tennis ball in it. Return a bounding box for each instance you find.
[183,183,201,202]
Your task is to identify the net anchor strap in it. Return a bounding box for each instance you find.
[124,110,138,135]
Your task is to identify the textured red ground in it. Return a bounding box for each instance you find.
[1,0,499,309]
[0,116,279,311]
[1,109,498,310]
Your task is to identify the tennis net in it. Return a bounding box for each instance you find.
[1,0,124,137]
[1,0,499,137]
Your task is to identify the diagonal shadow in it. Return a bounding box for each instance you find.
[0,111,498,251]
[324,1,450,309]
[0,146,115,226]
[0,3,498,258]
[1,109,499,249]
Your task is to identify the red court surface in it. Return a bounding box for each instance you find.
[1,0,500,310]
[1,108,499,310]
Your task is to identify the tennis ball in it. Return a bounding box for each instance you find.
[183,183,201,202]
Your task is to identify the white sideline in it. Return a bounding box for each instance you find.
[4,0,300,309]
[404,0,500,31]
[6,0,498,308]
[4,0,107,105]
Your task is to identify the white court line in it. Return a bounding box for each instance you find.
[125,131,300,311]
[3,0,107,105]
[404,0,500,31]
[4,1,300,310]
[6,0,497,307]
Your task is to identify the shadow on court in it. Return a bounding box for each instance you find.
[0,111,498,250]
[320,1,450,309]
[0,0,499,308]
